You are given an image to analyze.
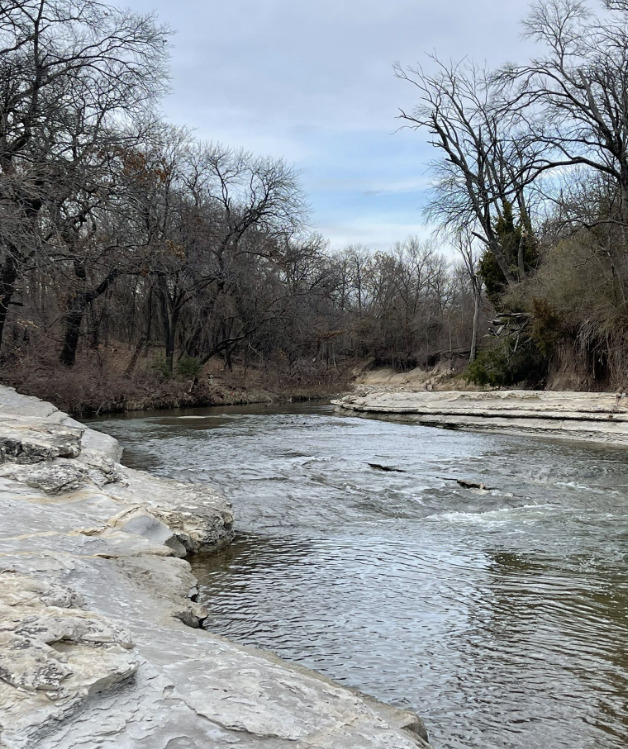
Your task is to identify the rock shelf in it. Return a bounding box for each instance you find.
[0,386,430,749]
[335,388,628,445]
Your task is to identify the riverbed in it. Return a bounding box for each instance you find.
[91,403,628,749]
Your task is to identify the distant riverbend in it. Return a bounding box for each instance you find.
[95,402,628,749]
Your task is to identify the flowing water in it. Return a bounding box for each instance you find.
[91,403,628,749]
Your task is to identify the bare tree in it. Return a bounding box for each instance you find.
[128,133,309,372]
[504,0,628,223]
[395,58,547,286]
[455,230,483,361]
[0,0,169,356]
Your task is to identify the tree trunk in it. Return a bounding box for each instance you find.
[125,335,148,376]
[516,194,529,281]
[60,300,86,366]
[60,267,119,367]
[517,234,526,281]
[488,238,517,286]
[470,280,481,363]
[156,275,176,372]
[621,174,628,226]
[125,288,154,376]
[0,253,18,357]
[163,323,175,372]
[224,344,233,371]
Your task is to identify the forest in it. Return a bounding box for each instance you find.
[2,0,628,412]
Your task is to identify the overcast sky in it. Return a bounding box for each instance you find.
[122,0,537,250]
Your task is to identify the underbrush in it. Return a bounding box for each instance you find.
[464,337,549,388]
[0,347,352,416]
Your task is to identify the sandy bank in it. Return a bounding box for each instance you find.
[0,386,430,748]
[334,388,628,445]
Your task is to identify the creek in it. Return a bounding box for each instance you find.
[91,403,628,749]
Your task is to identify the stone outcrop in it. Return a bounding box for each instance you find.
[0,386,430,748]
[335,388,628,445]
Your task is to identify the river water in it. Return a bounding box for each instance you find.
[91,403,628,749]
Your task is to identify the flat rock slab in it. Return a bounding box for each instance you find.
[0,386,430,749]
[335,389,628,445]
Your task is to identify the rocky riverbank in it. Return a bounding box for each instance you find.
[0,386,430,748]
[335,388,628,445]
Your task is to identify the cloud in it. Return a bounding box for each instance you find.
[362,177,432,197]
[321,218,434,252]
[123,0,539,246]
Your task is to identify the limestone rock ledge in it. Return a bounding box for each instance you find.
[335,388,628,445]
[0,386,430,749]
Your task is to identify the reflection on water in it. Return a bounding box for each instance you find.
[91,404,628,749]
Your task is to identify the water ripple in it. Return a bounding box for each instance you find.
[91,404,628,749]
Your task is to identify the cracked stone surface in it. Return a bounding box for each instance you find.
[335,388,628,445]
[0,386,430,749]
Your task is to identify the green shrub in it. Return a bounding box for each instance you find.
[479,201,539,308]
[465,337,548,387]
[176,356,201,378]
[150,357,172,381]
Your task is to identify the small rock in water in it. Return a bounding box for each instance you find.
[438,476,493,491]
[368,463,407,473]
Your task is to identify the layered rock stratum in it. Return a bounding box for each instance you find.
[335,388,628,445]
[0,386,430,748]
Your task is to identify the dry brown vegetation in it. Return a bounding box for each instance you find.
[6,0,628,407]
[0,1,482,411]
[0,342,354,416]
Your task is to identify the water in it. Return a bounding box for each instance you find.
[90,403,628,748]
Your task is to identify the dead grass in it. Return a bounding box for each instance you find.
[0,345,352,416]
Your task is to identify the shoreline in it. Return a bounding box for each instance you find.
[334,388,628,446]
[0,385,430,748]
[0,356,350,418]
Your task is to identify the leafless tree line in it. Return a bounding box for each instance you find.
[0,0,483,382]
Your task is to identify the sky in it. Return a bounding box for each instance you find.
[121,0,537,251]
